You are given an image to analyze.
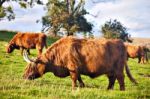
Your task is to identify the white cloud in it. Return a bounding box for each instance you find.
[85,0,150,37]
[0,2,46,32]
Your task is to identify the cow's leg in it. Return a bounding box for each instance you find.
[145,52,149,63]
[38,49,42,55]
[116,73,125,91]
[140,56,145,64]
[20,47,24,55]
[37,48,42,55]
[36,45,42,55]
[78,75,85,87]
[107,75,116,90]
[27,49,30,55]
[44,40,48,49]
[138,56,141,63]
[70,71,77,90]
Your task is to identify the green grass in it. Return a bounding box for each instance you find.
[0,31,150,99]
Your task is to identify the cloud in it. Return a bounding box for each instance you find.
[85,0,150,37]
[0,2,46,32]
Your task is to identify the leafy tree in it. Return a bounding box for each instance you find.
[0,0,43,21]
[101,19,132,42]
[42,0,93,36]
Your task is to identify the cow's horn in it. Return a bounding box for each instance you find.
[23,50,32,63]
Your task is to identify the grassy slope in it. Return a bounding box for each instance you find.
[0,31,150,99]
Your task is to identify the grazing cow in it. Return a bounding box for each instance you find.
[23,37,137,90]
[125,43,148,64]
[6,32,47,55]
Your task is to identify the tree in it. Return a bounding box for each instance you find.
[101,19,132,42]
[42,0,93,36]
[0,0,43,21]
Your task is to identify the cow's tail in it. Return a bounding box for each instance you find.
[125,62,138,84]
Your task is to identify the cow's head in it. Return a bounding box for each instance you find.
[23,50,45,80]
[6,44,15,53]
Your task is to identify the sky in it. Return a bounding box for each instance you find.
[0,0,150,38]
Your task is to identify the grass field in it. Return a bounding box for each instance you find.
[0,31,150,99]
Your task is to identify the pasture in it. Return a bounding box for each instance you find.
[0,31,150,99]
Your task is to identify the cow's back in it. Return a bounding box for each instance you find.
[15,32,46,48]
[44,37,126,78]
[73,39,126,77]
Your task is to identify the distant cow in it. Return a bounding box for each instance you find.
[23,37,137,91]
[125,43,148,64]
[6,32,47,55]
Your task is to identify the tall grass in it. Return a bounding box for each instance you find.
[0,31,150,99]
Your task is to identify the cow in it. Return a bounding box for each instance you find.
[23,37,137,91]
[6,32,47,55]
[125,43,148,64]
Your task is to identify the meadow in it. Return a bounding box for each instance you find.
[0,31,150,99]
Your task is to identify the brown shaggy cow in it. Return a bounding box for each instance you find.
[6,32,47,55]
[125,43,148,64]
[23,37,137,90]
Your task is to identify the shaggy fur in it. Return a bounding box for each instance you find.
[23,37,137,90]
[6,32,47,55]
